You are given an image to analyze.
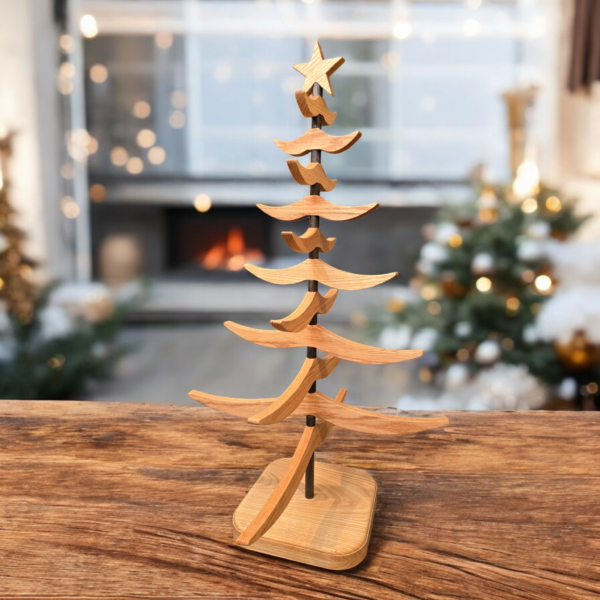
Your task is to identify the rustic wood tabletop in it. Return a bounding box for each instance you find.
[0,401,598,599]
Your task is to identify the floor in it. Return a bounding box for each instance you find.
[89,322,413,408]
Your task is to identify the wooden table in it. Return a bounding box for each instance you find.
[0,401,598,599]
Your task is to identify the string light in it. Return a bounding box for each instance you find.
[521,269,535,283]
[59,34,74,53]
[448,233,463,248]
[545,196,562,212]
[89,184,106,202]
[521,197,538,214]
[169,111,186,129]
[48,355,65,369]
[587,382,598,394]
[133,101,151,119]
[506,297,520,311]
[60,163,75,179]
[194,194,212,213]
[386,298,405,313]
[155,32,173,49]
[463,18,481,36]
[90,64,108,83]
[136,129,156,148]
[427,301,441,315]
[60,196,80,219]
[80,14,99,38]
[126,157,144,174]
[420,284,438,301]
[476,276,492,292]
[418,367,433,383]
[513,160,540,198]
[110,147,128,167]
[534,274,552,292]
[59,62,75,79]
[148,146,166,165]
[170,91,187,109]
[456,348,470,361]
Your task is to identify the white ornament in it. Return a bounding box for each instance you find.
[445,363,470,390]
[454,321,472,338]
[39,305,73,341]
[416,259,436,277]
[517,239,543,262]
[523,324,538,344]
[474,340,501,364]
[557,377,577,401]
[471,252,494,275]
[546,239,600,287]
[434,222,459,245]
[411,327,438,352]
[526,221,551,240]
[420,242,448,264]
[379,325,412,350]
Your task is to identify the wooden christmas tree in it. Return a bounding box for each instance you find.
[190,42,448,570]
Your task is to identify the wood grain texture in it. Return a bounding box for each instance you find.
[281,228,336,253]
[189,388,449,436]
[292,41,345,96]
[274,129,361,157]
[271,289,338,332]
[236,420,335,547]
[287,160,337,191]
[245,258,397,290]
[234,459,377,569]
[1,401,599,599]
[295,91,337,125]
[225,322,424,365]
[258,195,379,222]
[248,354,339,425]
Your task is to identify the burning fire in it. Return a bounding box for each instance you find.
[199,227,265,271]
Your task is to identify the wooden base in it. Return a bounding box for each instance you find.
[233,458,377,570]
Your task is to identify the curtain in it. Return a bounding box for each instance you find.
[569,0,600,92]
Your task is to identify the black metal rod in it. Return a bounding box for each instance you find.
[305,82,323,500]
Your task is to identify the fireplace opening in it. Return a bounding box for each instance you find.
[166,206,272,279]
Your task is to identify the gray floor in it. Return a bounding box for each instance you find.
[89,322,413,408]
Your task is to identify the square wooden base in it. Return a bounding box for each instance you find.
[233,458,377,570]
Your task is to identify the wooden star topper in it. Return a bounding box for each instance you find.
[293,41,345,96]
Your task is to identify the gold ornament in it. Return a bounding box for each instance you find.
[554,331,600,371]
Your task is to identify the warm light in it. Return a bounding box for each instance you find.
[227,228,245,255]
[420,284,438,301]
[61,196,80,219]
[456,348,470,361]
[59,34,74,53]
[476,276,492,292]
[80,14,98,38]
[48,355,65,369]
[126,157,144,174]
[545,196,562,212]
[0,168,3,191]
[393,20,412,40]
[57,79,73,95]
[169,111,186,129]
[136,129,156,148]
[463,18,481,36]
[60,163,75,179]
[59,62,75,79]
[90,183,106,202]
[203,244,225,270]
[521,197,538,214]
[110,147,128,167]
[427,301,441,315]
[534,274,552,292]
[418,367,433,383]
[506,297,520,311]
[0,277,4,290]
[170,91,187,109]
[133,101,151,119]
[521,269,535,283]
[194,193,212,213]
[227,255,246,271]
[448,233,463,248]
[148,146,166,165]
[478,208,498,223]
[501,338,515,351]
[90,64,108,83]
[155,31,173,49]
[465,0,482,8]
[586,382,598,394]
[386,298,406,313]
[513,160,540,198]
[87,136,98,155]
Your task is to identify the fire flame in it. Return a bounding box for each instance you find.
[198,227,264,271]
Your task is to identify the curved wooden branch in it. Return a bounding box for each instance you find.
[274,129,361,157]
[282,228,336,254]
[257,196,379,222]
[245,258,397,290]
[236,418,336,546]
[287,160,337,192]
[189,388,449,435]
[271,289,338,333]
[248,354,339,425]
[225,322,423,365]
[295,91,337,126]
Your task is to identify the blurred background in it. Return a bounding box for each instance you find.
[1,0,600,410]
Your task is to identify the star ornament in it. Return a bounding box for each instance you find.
[293,41,345,96]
